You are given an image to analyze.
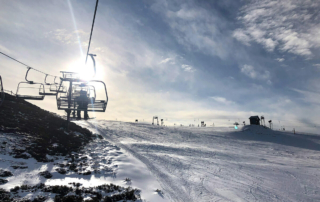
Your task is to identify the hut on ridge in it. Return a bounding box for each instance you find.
[249,116,260,125]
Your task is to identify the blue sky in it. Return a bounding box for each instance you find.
[1,0,320,132]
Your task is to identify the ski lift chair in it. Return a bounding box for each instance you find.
[49,77,67,93]
[59,71,83,82]
[16,67,45,100]
[50,84,66,93]
[39,74,58,96]
[0,76,4,106]
[56,82,89,111]
[56,53,108,112]
[57,81,107,112]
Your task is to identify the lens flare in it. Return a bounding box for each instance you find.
[67,0,84,57]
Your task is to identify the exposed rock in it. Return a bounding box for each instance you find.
[0,169,13,177]
[0,179,8,185]
[39,171,52,179]
[56,168,67,175]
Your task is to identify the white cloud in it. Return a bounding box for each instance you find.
[159,57,175,64]
[181,64,195,72]
[285,99,291,103]
[267,80,272,85]
[252,84,264,90]
[313,64,320,67]
[234,0,320,58]
[292,88,320,105]
[151,2,230,59]
[45,29,88,46]
[276,58,285,62]
[240,65,270,80]
[240,65,257,79]
[233,29,251,46]
[210,96,234,105]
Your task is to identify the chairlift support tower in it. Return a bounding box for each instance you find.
[201,121,205,127]
[152,116,159,125]
[261,115,265,126]
[268,120,273,129]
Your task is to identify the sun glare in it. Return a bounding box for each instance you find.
[68,60,95,81]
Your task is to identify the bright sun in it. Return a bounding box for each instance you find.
[68,59,95,81]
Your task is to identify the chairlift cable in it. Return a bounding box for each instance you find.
[0,51,29,67]
[0,51,57,77]
[85,0,99,64]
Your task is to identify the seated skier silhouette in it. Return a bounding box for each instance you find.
[76,90,89,120]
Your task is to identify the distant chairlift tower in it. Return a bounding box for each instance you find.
[261,115,265,126]
[161,119,164,126]
[268,120,273,129]
[201,121,206,127]
[152,116,159,125]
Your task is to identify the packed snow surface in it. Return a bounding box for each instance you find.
[78,120,320,202]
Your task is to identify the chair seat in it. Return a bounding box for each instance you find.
[17,95,44,100]
[39,92,57,96]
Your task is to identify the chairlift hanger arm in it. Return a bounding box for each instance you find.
[44,74,49,85]
[40,83,45,93]
[25,67,33,83]
[85,0,99,64]
[54,76,59,85]
[88,53,96,77]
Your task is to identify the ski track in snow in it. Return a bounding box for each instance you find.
[77,120,320,202]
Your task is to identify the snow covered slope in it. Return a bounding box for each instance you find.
[0,131,149,201]
[78,120,320,202]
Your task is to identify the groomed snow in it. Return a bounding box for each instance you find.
[78,120,320,202]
